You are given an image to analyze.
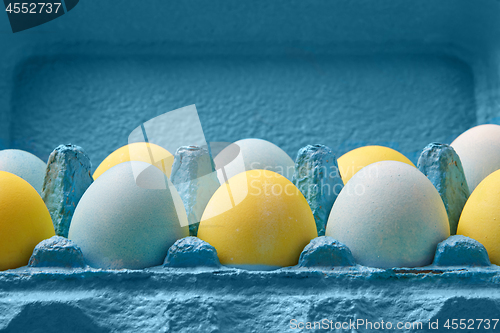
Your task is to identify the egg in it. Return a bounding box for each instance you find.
[0,149,46,194]
[69,161,189,269]
[0,171,55,270]
[451,124,500,192]
[457,169,500,265]
[197,169,317,269]
[325,161,449,268]
[214,138,295,184]
[93,142,174,180]
[337,145,415,184]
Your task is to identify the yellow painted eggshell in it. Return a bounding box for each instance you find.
[197,169,317,268]
[337,145,415,184]
[93,142,173,180]
[457,169,500,265]
[0,171,55,270]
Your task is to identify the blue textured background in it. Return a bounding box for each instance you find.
[1,0,500,171]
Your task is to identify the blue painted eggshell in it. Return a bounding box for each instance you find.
[0,149,46,194]
[68,161,189,269]
[325,161,449,268]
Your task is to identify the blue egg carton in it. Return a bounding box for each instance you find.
[1,1,500,331]
[1,1,499,170]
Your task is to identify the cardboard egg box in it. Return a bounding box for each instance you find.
[1,1,500,332]
[1,0,499,170]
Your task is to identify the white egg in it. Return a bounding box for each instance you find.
[214,138,294,184]
[68,161,189,269]
[451,124,500,191]
[325,161,449,268]
[0,149,46,194]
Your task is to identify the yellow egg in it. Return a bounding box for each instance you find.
[198,169,317,269]
[457,169,500,265]
[337,145,415,184]
[93,142,174,180]
[0,171,55,270]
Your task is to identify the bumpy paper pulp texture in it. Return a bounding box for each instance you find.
[417,143,470,235]
[433,235,491,267]
[170,146,220,236]
[298,236,355,267]
[42,144,93,238]
[5,49,480,170]
[2,2,500,329]
[292,145,343,236]
[28,236,86,268]
[163,237,221,268]
[1,266,500,332]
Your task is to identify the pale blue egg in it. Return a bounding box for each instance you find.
[68,161,189,269]
[325,161,450,268]
[0,149,46,194]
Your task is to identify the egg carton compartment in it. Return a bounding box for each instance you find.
[2,0,500,331]
[1,0,499,169]
[1,266,500,332]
